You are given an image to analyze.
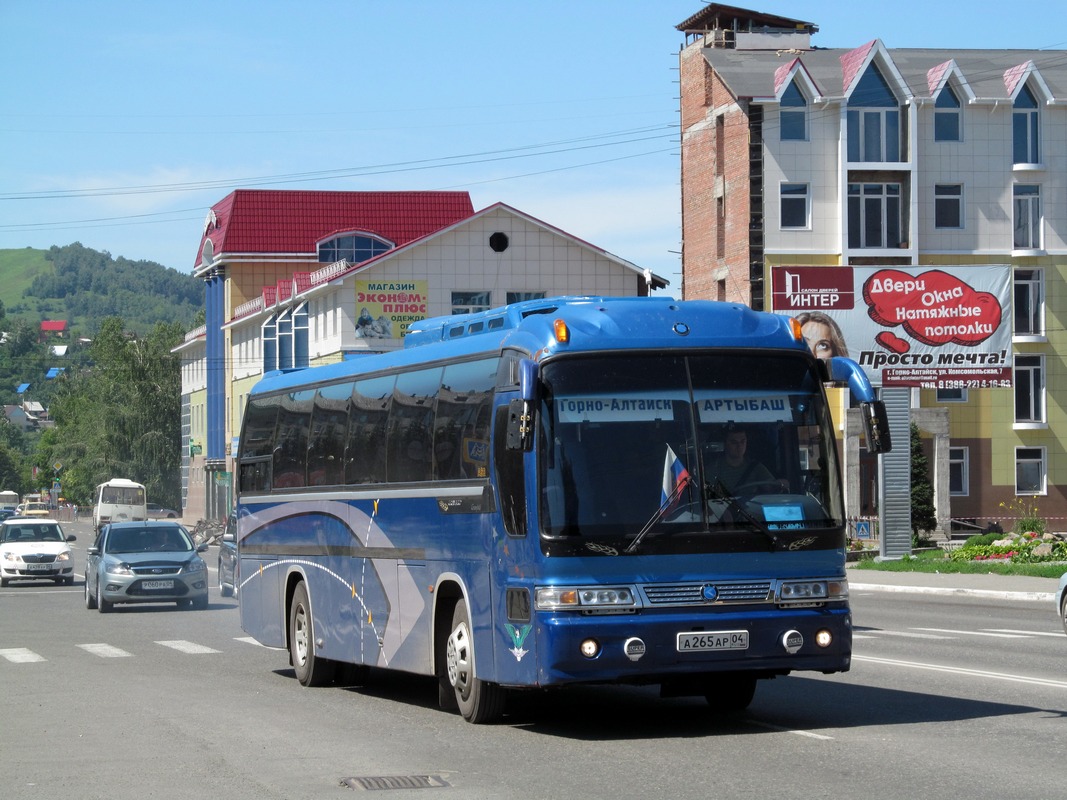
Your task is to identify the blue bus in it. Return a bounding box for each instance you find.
[234,296,890,722]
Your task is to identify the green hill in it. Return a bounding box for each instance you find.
[0,243,202,337]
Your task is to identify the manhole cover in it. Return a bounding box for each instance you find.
[342,775,450,791]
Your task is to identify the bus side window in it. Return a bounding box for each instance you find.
[388,368,441,484]
[347,375,394,485]
[273,390,314,489]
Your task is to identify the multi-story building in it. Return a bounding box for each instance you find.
[677,4,1066,531]
[176,189,665,519]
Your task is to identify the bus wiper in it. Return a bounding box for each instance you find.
[624,473,691,554]
[707,480,780,550]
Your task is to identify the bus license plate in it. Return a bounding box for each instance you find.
[677,630,749,652]
[142,580,174,590]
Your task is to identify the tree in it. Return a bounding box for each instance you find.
[910,423,937,537]
[46,317,185,508]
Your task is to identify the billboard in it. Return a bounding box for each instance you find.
[770,265,1013,388]
[354,280,429,340]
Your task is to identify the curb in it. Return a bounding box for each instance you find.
[850,582,1055,603]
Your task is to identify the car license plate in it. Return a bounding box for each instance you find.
[26,563,52,571]
[676,630,749,652]
[141,580,174,590]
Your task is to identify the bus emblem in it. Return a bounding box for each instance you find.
[506,624,531,662]
[701,584,718,602]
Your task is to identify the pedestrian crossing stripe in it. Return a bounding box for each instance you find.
[0,648,45,663]
[155,640,220,654]
[77,643,132,658]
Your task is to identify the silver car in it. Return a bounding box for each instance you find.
[85,521,209,612]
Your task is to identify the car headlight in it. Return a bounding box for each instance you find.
[56,551,71,562]
[2,551,16,562]
[106,562,133,576]
[184,558,207,574]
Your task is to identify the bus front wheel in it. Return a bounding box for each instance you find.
[445,599,504,723]
[289,582,334,687]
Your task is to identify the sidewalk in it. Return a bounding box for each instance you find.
[846,562,1059,603]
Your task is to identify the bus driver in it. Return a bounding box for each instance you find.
[707,425,781,494]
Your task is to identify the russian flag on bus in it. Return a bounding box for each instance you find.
[661,445,690,512]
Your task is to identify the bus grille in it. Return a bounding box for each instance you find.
[640,581,773,606]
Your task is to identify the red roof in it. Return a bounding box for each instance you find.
[40,320,68,332]
[197,190,474,266]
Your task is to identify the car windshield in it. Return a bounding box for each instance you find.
[2,524,64,543]
[537,352,844,548]
[106,526,193,554]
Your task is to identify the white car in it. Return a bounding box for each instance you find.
[0,519,77,586]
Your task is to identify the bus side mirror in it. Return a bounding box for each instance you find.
[861,400,892,454]
[519,358,539,403]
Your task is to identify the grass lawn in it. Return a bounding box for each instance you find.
[850,548,1066,579]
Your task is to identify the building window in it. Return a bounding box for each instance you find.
[934,184,963,229]
[506,292,546,305]
[451,291,491,315]
[262,316,277,373]
[780,183,809,228]
[780,81,807,141]
[1012,84,1040,165]
[1014,268,1043,336]
[1013,354,1044,423]
[936,387,968,403]
[1013,185,1041,250]
[934,85,961,142]
[949,446,969,496]
[846,65,901,163]
[1015,447,1046,495]
[293,303,309,369]
[318,233,392,264]
[848,183,902,248]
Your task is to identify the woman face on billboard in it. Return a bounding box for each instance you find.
[797,312,848,360]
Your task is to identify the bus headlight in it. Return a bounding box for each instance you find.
[777,578,848,606]
[535,585,638,612]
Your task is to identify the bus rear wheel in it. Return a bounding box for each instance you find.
[289,582,334,687]
[704,672,757,714]
[445,599,504,723]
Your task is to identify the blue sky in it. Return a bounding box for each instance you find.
[2,1,1063,293]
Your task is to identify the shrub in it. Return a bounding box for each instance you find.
[998,496,1046,537]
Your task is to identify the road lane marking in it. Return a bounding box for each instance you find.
[77,643,133,658]
[155,640,220,654]
[984,628,1063,638]
[746,720,834,740]
[854,654,1067,689]
[235,636,267,646]
[873,630,956,640]
[0,648,45,663]
[912,627,1029,638]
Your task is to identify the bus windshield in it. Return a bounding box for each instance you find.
[537,352,844,549]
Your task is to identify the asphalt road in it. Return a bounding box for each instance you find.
[1,519,1065,799]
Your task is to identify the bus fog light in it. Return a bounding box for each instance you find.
[815,629,833,648]
[580,639,600,658]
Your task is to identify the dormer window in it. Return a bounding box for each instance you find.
[846,64,902,163]
[1013,84,1040,165]
[934,85,961,142]
[780,81,808,141]
[318,233,392,265]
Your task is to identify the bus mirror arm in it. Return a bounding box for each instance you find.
[861,400,892,454]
